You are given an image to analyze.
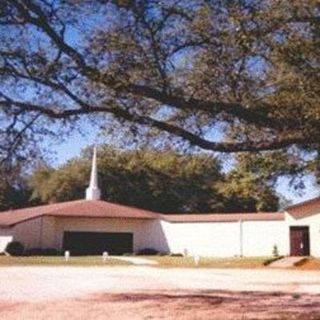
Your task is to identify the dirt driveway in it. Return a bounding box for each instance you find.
[1,266,320,319]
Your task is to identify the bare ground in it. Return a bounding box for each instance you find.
[1,266,320,320]
[1,290,320,320]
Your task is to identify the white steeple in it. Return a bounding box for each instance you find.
[86,147,101,200]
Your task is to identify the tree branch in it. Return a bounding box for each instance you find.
[0,94,310,153]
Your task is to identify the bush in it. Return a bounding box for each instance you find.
[42,248,59,256]
[169,253,184,257]
[24,248,59,256]
[24,248,43,256]
[156,251,169,256]
[5,241,24,256]
[272,245,279,257]
[137,248,159,255]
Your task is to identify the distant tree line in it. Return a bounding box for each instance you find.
[0,146,301,213]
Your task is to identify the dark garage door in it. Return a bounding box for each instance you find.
[63,231,133,255]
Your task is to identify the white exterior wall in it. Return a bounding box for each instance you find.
[4,216,291,257]
[139,220,170,252]
[0,228,13,252]
[0,217,55,252]
[9,212,320,257]
[163,221,240,256]
[1,217,156,253]
[13,217,42,249]
[155,220,288,257]
[241,220,288,257]
[286,211,320,257]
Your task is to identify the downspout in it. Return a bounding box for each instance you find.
[239,219,243,257]
[39,216,44,248]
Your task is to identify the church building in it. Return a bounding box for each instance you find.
[0,148,320,257]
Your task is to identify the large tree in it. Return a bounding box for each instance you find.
[0,0,319,164]
[29,147,280,213]
[217,152,293,212]
[0,165,32,210]
[29,147,226,213]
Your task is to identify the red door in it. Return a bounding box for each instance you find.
[290,226,310,256]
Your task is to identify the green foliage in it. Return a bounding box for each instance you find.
[308,152,320,187]
[30,147,225,213]
[29,165,55,203]
[0,167,33,211]
[0,0,319,165]
[29,162,89,203]
[217,153,283,212]
[98,148,226,213]
[29,146,281,213]
[5,241,24,256]
[218,171,279,212]
[272,245,279,258]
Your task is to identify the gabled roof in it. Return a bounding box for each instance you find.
[286,196,320,219]
[0,199,284,227]
[0,199,161,227]
[162,212,284,223]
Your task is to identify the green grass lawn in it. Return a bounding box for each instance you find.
[144,256,279,268]
[2,255,319,270]
[0,255,132,266]
[0,255,280,268]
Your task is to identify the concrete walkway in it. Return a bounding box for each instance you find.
[269,256,306,268]
[114,256,159,265]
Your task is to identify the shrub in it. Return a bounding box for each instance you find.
[24,248,59,256]
[170,253,184,257]
[272,245,279,257]
[156,251,169,256]
[42,248,59,256]
[24,248,43,256]
[5,241,24,256]
[137,248,159,255]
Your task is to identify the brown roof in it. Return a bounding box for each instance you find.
[0,199,284,227]
[0,199,161,227]
[161,212,284,223]
[286,196,320,219]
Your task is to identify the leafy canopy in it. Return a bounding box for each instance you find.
[0,0,319,168]
[29,147,280,213]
